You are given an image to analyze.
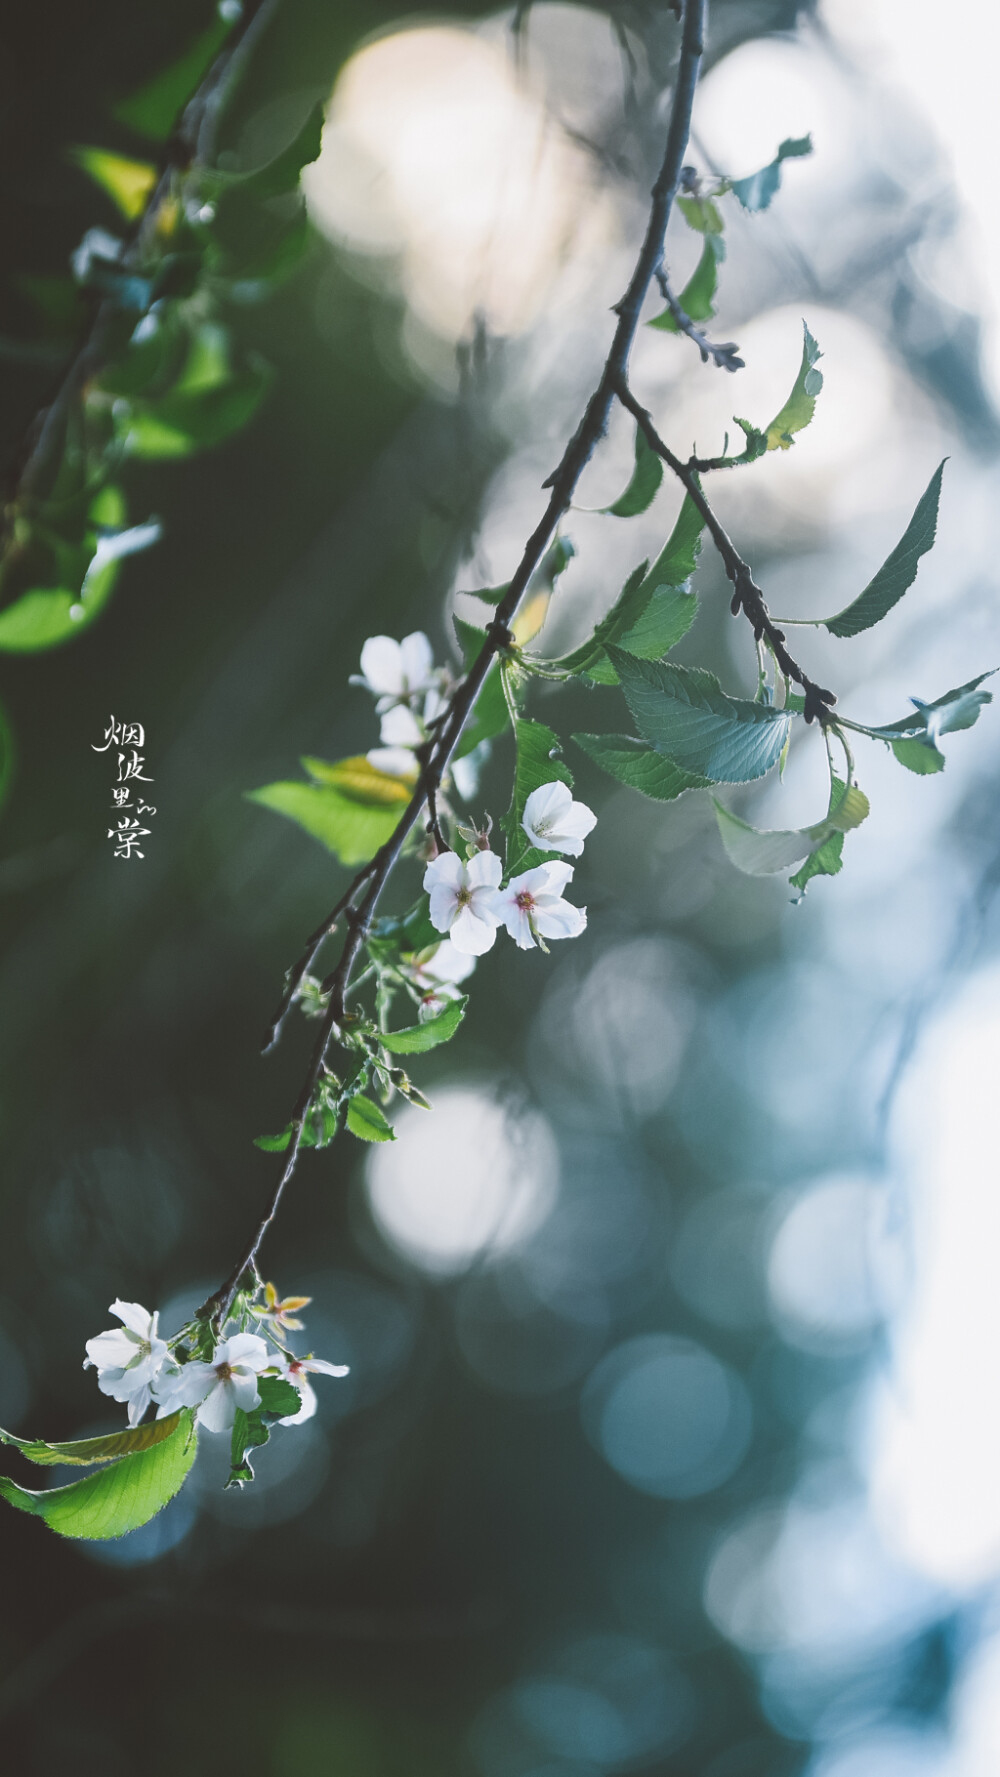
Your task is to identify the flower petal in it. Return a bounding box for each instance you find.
[424,940,476,986]
[229,1370,262,1413]
[85,1328,138,1370]
[126,1384,151,1426]
[428,885,459,934]
[278,1376,317,1426]
[399,631,434,693]
[539,860,575,896]
[450,903,499,956]
[499,898,536,950]
[303,1357,351,1377]
[220,1332,270,1370]
[359,635,404,697]
[533,899,587,941]
[196,1381,237,1434]
[466,850,503,891]
[367,747,419,780]
[379,704,423,748]
[423,852,464,894]
[109,1300,153,1337]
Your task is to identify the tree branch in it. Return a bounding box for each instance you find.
[199,0,710,1329]
[652,267,744,371]
[614,381,836,723]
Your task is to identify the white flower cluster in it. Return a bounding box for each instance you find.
[356,631,446,781]
[424,779,596,955]
[83,1287,347,1435]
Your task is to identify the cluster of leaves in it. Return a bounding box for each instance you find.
[0,1412,196,1541]
[0,8,325,814]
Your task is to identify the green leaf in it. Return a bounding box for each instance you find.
[677,194,724,235]
[257,1376,302,1417]
[346,1094,395,1143]
[609,650,794,783]
[730,135,812,213]
[765,322,823,451]
[544,495,703,684]
[604,426,663,517]
[303,755,413,805]
[649,235,724,329]
[381,995,468,1054]
[573,732,708,802]
[113,16,231,141]
[713,777,869,876]
[247,780,404,866]
[890,737,945,775]
[502,718,574,877]
[0,490,153,653]
[0,1410,196,1540]
[453,619,510,759]
[823,462,946,637]
[0,1411,188,1468]
[69,148,157,220]
[238,102,325,196]
[120,358,271,458]
[462,583,509,605]
[789,830,844,894]
[228,1407,269,1487]
[869,671,995,776]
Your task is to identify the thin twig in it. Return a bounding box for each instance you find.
[199,0,710,1330]
[615,383,836,723]
[653,267,744,371]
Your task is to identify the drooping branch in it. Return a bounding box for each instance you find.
[614,382,837,724]
[200,0,710,1329]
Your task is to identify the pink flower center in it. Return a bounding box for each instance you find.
[515,892,535,911]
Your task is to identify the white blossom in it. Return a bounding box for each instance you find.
[357,632,437,713]
[275,1353,350,1426]
[83,1301,169,1426]
[151,1332,272,1434]
[366,702,423,779]
[493,861,587,951]
[521,781,596,857]
[404,938,476,1020]
[423,851,503,955]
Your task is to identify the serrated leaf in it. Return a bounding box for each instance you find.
[502,718,574,877]
[573,732,707,801]
[247,780,404,866]
[228,1406,269,1488]
[0,1410,196,1540]
[461,583,509,605]
[890,736,945,775]
[381,995,468,1054]
[0,1411,188,1468]
[257,1376,302,1417]
[869,672,995,756]
[585,589,698,685]
[113,16,231,141]
[70,148,157,220]
[824,463,945,637]
[609,650,793,783]
[713,777,869,876]
[789,830,844,894]
[677,194,724,235]
[346,1094,394,1143]
[649,235,724,330]
[765,322,823,450]
[730,135,812,213]
[303,755,414,804]
[604,425,663,516]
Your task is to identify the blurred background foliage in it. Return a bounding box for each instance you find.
[2,1,1000,1774]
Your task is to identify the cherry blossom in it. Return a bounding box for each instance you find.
[152,1332,272,1434]
[521,781,596,856]
[424,851,503,955]
[83,1301,169,1426]
[366,702,423,779]
[493,861,587,951]
[275,1353,350,1425]
[405,938,476,1020]
[357,632,438,713]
